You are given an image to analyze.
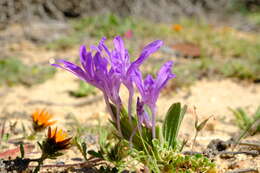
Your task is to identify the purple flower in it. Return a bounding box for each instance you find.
[93,36,163,121]
[134,61,176,138]
[94,36,163,89]
[112,36,163,119]
[52,42,124,136]
[52,36,169,139]
[136,97,152,128]
[52,45,122,106]
[134,61,175,108]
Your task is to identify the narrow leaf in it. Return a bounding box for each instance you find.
[196,115,213,132]
[237,108,251,125]
[20,143,25,158]
[37,141,43,150]
[253,106,260,119]
[88,150,103,159]
[82,142,87,160]
[162,102,187,149]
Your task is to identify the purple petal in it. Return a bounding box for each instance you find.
[136,97,152,128]
[90,45,99,52]
[144,75,155,88]
[113,36,125,60]
[134,40,163,67]
[143,111,152,128]
[80,45,95,79]
[80,45,89,70]
[99,37,112,58]
[127,40,163,75]
[93,52,108,72]
[52,59,86,81]
[98,37,107,51]
[90,37,112,59]
[155,61,175,91]
[133,69,144,96]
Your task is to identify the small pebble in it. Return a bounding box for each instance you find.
[56,161,65,165]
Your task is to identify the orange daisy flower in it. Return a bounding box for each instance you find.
[32,109,56,132]
[47,127,71,146]
[172,24,183,32]
[40,127,71,157]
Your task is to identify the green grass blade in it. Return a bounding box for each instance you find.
[253,106,260,119]
[237,108,252,126]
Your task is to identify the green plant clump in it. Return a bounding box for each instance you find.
[51,36,217,172]
[69,81,96,98]
[72,13,136,38]
[0,57,56,86]
[230,106,260,136]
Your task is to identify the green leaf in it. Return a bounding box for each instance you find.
[21,123,27,137]
[88,150,103,159]
[48,152,63,159]
[37,141,43,150]
[229,107,251,129]
[253,106,260,119]
[180,138,188,152]
[82,142,87,160]
[196,115,213,132]
[237,108,251,125]
[162,102,187,150]
[20,143,25,158]
[69,81,96,98]
[109,103,154,152]
[73,136,88,160]
[2,133,9,142]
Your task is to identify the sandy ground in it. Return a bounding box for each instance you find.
[1,68,260,142]
[1,69,260,127]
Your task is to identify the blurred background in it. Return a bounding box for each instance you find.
[1,0,260,24]
[1,0,260,82]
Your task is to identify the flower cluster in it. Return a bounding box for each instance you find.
[52,36,175,138]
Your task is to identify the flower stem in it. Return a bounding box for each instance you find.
[116,105,123,137]
[128,89,134,126]
[103,93,122,137]
[151,106,156,139]
[33,156,46,173]
[103,93,116,123]
[129,123,140,147]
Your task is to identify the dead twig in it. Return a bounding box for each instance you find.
[28,158,104,168]
[0,120,6,144]
[226,168,259,173]
[239,141,260,151]
[182,151,203,155]
[182,149,259,159]
[219,150,259,159]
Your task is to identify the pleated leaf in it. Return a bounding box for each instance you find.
[162,102,187,150]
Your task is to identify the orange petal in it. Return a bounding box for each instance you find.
[44,120,56,127]
[32,110,40,122]
[48,127,52,138]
